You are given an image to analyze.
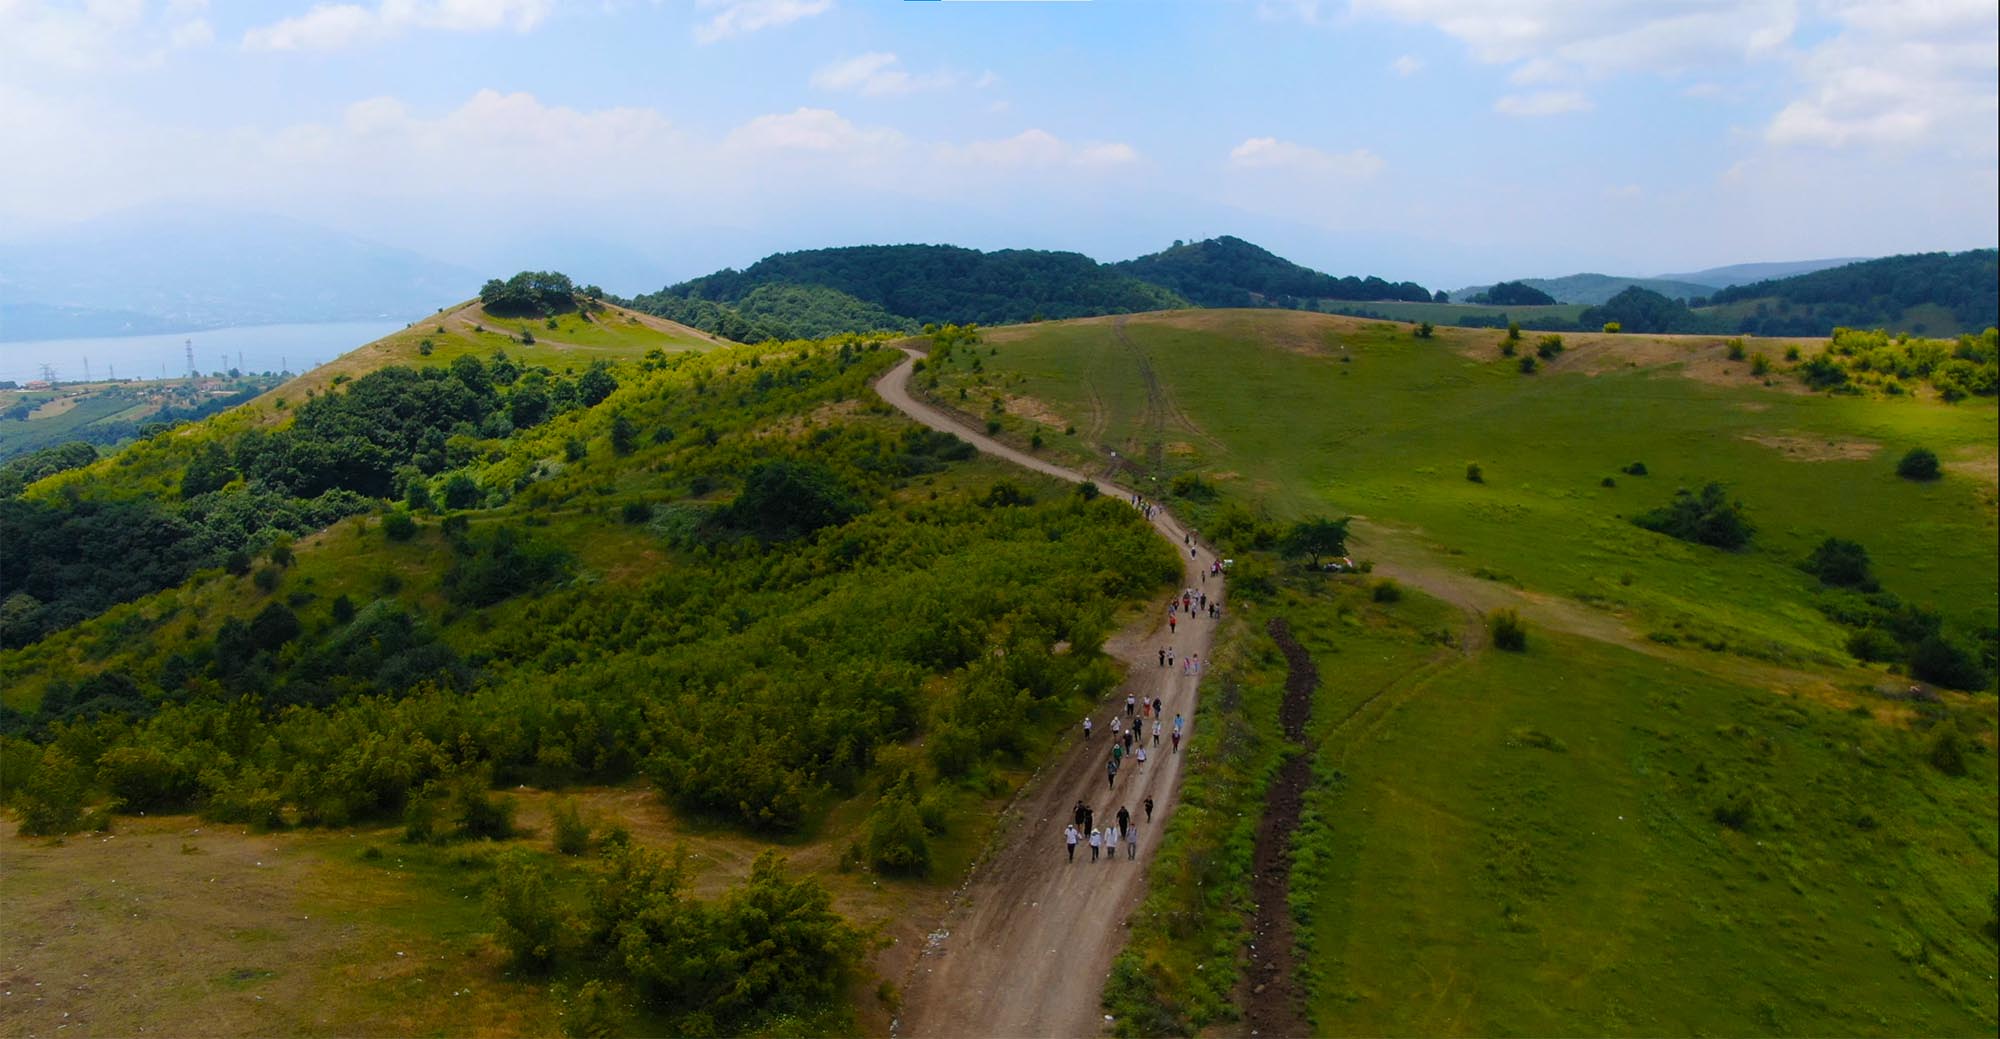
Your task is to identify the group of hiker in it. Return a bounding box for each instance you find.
[1065,797,1155,862]
[1059,498,1211,867]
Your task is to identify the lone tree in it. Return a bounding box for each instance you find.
[1896,447,1942,481]
[1281,516,1352,568]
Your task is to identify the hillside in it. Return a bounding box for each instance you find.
[0,291,1188,1035]
[627,237,1437,342]
[1108,235,1431,308]
[1705,249,1999,337]
[911,307,1998,1036]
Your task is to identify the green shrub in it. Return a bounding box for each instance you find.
[1725,338,1747,360]
[1518,355,1537,374]
[490,853,566,970]
[1415,321,1435,339]
[621,501,652,524]
[1623,461,1648,476]
[1372,579,1402,603]
[865,780,931,875]
[1927,727,1968,777]
[1490,610,1527,652]
[1633,482,1754,549]
[1536,334,1565,358]
[1466,462,1484,484]
[1750,352,1771,376]
[1896,447,1942,481]
[1845,627,1902,663]
[552,798,593,856]
[383,509,418,541]
[15,746,89,836]
[1910,633,1988,690]
[1602,321,1621,334]
[1803,537,1875,589]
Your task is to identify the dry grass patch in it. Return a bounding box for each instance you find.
[1740,432,1881,462]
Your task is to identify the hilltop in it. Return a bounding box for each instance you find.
[625,237,1433,341]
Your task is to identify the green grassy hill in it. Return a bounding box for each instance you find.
[1,300,1181,1035]
[914,307,1998,1035]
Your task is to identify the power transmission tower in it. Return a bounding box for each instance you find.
[184,339,197,379]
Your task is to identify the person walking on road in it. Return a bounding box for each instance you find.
[1153,719,1162,745]
[1158,647,1165,667]
[1088,827,1101,862]
[1106,759,1118,788]
[1144,796,1155,823]
[1073,800,1087,830]
[1126,824,1138,860]
[1135,743,1147,767]
[1116,805,1130,834]
[1082,716,1092,740]
[1065,824,1079,862]
[1103,823,1119,865]
[1126,693,1136,716]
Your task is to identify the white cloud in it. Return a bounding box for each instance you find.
[723,106,903,153]
[694,0,832,44]
[937,129,1140,169]
[1228,137,1384,178]
[1350,0,1797,76]
[811,52,955,96]
[0,0,210,71]
[1391,54,1424,76]
[1765,1,1997,150]
[242,0,552,51]
[1494,90,1592,117]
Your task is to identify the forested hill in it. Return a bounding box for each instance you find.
[628,245,1186,339]
[1704,249,1998,337]
[626,237,1435,342]
[1110,235,1432,307]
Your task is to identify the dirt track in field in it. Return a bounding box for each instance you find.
[878,348,1227,1038]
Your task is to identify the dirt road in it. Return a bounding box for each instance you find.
[878,348,1225,1038]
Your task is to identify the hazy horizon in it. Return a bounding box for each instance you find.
[3,0,1995,295]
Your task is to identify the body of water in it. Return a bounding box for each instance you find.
[0,320,408,384]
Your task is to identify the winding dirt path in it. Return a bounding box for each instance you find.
[878,349,1226,1039]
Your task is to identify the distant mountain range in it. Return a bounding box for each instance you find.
[0,208,473,342]
[1450,257,1867,307]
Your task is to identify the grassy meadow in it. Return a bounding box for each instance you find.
[920,308,1999,1035]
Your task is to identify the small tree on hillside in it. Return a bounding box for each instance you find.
[1415,322,1436,339]
[1896,447,1942,481]
[1281,516,1351,569]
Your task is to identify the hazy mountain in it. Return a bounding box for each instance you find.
[1655,258,1868,290]
[0,208,474,341]
[1451,273,1719,305]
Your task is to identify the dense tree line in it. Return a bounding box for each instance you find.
[0,442,97,497]
[1111,236,1432,307]
[1471,281,1557,306]
[1580,287,1720,334]
[633,244,1187,330]
[0,353,619,648]
[1708,250,1998,337]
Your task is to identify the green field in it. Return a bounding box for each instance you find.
[921,308,1998,1035]
[931,310,1996,649]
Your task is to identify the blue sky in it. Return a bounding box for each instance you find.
[2,0,1995,292]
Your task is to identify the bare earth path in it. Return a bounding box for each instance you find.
[878,349,1226,1039]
